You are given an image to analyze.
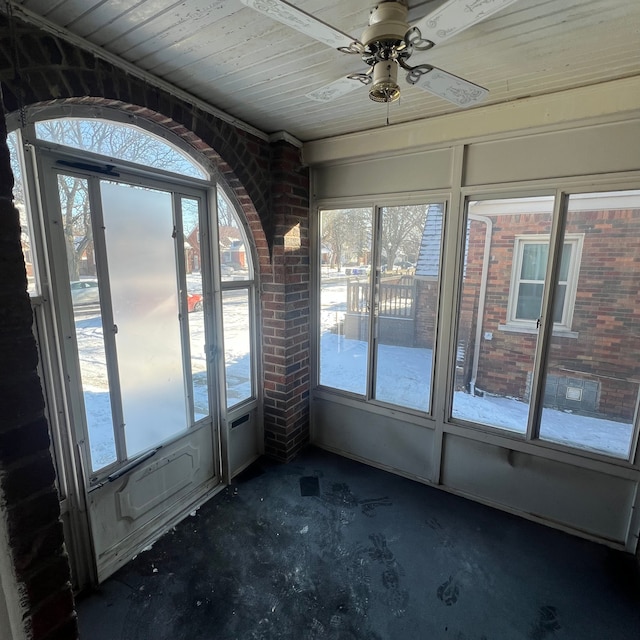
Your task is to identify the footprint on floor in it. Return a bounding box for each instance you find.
[437,575,460,606]
[529,605,561,640]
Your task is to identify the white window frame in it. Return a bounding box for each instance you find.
[504,233,584,333]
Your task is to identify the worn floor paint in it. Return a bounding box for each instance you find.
[77,447,640,639]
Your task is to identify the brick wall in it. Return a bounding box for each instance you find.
[414,279,438,349]
[0,10,310,639]
[1,110,77,638]
[262,140,310,461]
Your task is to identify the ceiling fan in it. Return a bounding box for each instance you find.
[239,0,520,107]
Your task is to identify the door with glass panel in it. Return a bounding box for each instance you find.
[40,157,220,582]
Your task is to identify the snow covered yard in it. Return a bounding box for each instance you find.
[320,332,633,459]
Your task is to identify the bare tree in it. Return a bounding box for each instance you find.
[321,208,372,269]
[380,205,427,270]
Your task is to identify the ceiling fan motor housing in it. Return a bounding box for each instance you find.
[362,1,410,48]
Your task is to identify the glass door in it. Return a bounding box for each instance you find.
[41,156,220,582]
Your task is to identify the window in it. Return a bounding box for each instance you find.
[506,235,583,332]
[217,187,256,409]
[318,202,444,413]
[35,118,207,179]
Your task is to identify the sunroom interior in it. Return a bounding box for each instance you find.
[1,1,639,639]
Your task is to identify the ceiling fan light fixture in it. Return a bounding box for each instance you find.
[369,61,401,103]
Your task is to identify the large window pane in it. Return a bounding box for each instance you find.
[319,208,373,395]
[101,182,187,458]
[374,204,443,412]
[452,197,554,432]
[222,290,252,408]
[218,186,255,409]
[58,174,116,471]
[218,189,251,281]
[539,191,640,458]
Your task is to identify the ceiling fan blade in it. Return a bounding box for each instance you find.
[305,76,361,103]
[412,0,520,46]
[410,66,488,107]
[239,0,359,50]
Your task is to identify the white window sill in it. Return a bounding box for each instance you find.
[498,323,579,339]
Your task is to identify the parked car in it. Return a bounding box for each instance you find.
[187,293,203,312]
[70,280,100,306]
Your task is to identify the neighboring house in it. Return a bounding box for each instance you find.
[185,226,201,273]
[454,194,640,422]
[219,226,246,268]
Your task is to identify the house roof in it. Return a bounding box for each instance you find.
[415,203,444,278]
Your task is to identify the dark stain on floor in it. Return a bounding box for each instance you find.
[77,447,640,640]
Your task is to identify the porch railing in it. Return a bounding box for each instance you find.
[347,278,415,318]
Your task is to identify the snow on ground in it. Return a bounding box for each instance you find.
[321,332,633,459]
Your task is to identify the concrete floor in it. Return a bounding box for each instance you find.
[77,447,640,639]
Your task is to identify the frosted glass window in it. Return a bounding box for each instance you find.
[101,181,187,457]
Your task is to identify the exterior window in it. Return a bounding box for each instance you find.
[318,203,444,413]
[35,118,207,179]
[507,235,582,331]
[319,207,373,396]
[217,187,255,409]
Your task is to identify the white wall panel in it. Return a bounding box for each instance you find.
[313,148,453,200]
[311,398,435,481]
[465,119,640,186]
[441,434,637,545]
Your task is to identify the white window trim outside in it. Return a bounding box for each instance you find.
[501,233,584,335]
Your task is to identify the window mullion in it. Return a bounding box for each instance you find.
[527,192,569,441]
[366,205,380,402]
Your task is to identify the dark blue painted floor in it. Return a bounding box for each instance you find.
[77,446,640,639]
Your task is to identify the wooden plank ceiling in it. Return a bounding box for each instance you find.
[9,0,640,142]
